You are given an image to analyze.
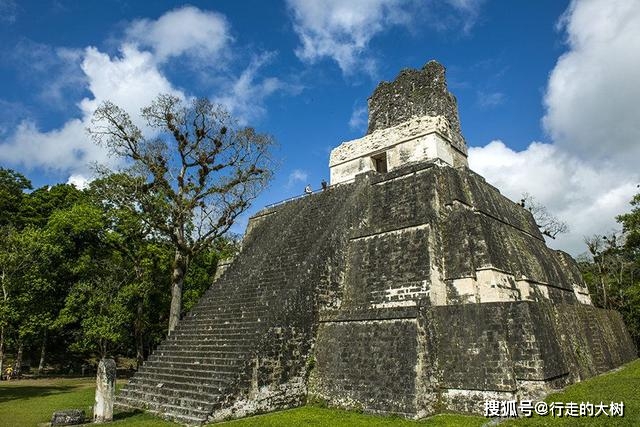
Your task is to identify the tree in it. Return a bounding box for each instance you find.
[579,190,640,349]
[0,226,61,378]
[521,193,568,239]
[0,168,31,228]
[89,94,274,332]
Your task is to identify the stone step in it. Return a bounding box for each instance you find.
[144,358,244,372]
[157,339,254,349]
[147,352,250,365]
[121,382,223,403]
[152,348,253,360]
[115,396,209,426]
[133,370,238,385]
[119,386,217,410]
[152,344,248,355]
[171,330,264,339]
[174,322,260,331]
[190,300,268,309]
[127,375,231,394]
[185,310,268,320]
[138,365,241,379]
[182,314,267,324]
[159,339,257,350]
[167,331,261,340]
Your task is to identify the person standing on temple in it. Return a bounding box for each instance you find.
[304,184,312,195]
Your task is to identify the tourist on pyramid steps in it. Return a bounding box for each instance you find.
[321,179,328,191]
[304,184,312,195]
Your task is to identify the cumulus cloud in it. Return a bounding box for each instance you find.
[287,169,309,188]
[0,0,17,23]
[443,0,484,33]
[0,43,185,177]
[213,53,284,124]
[468,0,640,256]
[543,0,640,168]
[286,0,484,74]
[0,119,115,175]
[0,6,284,180]
[476,90,505,108]
[286,0,412,74]
[469,141,637,255]
[79,44,184,127]
[7,40,86,109]
[349,105,368,131]
[125,6,232,63]
[67,174,89,190]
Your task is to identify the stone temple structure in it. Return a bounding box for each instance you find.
[116,60,637,425]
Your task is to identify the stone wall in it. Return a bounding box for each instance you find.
[329,115,467,185]
[120,158,637,424]
[367,61,467,155]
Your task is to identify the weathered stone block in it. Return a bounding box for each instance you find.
[50,409,85,426]
[94,358,116,422]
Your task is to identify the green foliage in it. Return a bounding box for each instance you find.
[0,167,31,228]
[579,191,640,350]
[618,193,640,253]
[20,184,85,228]
[0,226,62,339]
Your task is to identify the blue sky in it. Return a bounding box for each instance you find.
[1,0,639,255]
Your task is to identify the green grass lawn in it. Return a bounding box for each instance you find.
[500,357,640,426]
[0,358,638,426]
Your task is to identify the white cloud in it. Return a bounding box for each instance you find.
[79,44,184,127]
[286,0,485,74]
[213,53,284,124]
[0,43,184,177]
[67,174,89,189]
[0,6,249,179]
[543,0,640,168]
[287,169,309,188]
[467,0,640,256]
[0,119,115,175]
[443,0,484,33]
[476,91,505,108]
[468,141,637,256]
[125,5,232,63]
[0,0,17,23]
[286,0,411,74]
[349,105,368,131]
[8,40,86,109]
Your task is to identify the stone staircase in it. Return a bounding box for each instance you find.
[115,183,362,425]
[116,276,275,424]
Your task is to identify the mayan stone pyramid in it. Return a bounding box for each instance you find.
[115,60,637,425]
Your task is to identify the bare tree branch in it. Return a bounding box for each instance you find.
[88,94,275,332]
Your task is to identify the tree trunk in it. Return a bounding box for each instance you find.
[0,271,5,378]
[168,249,188,334]
[136,300,144,368]
[0,325,4,379]
[38,329,47,375]
[13,341,23,379]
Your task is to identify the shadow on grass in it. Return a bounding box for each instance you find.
[0,385,75,404]
[113,409,145,421]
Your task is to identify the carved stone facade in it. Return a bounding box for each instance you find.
[329,115,468,185]
[367,60,467,155]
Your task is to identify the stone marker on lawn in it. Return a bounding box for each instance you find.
[94,358,116,422]
[50,409,85,426]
